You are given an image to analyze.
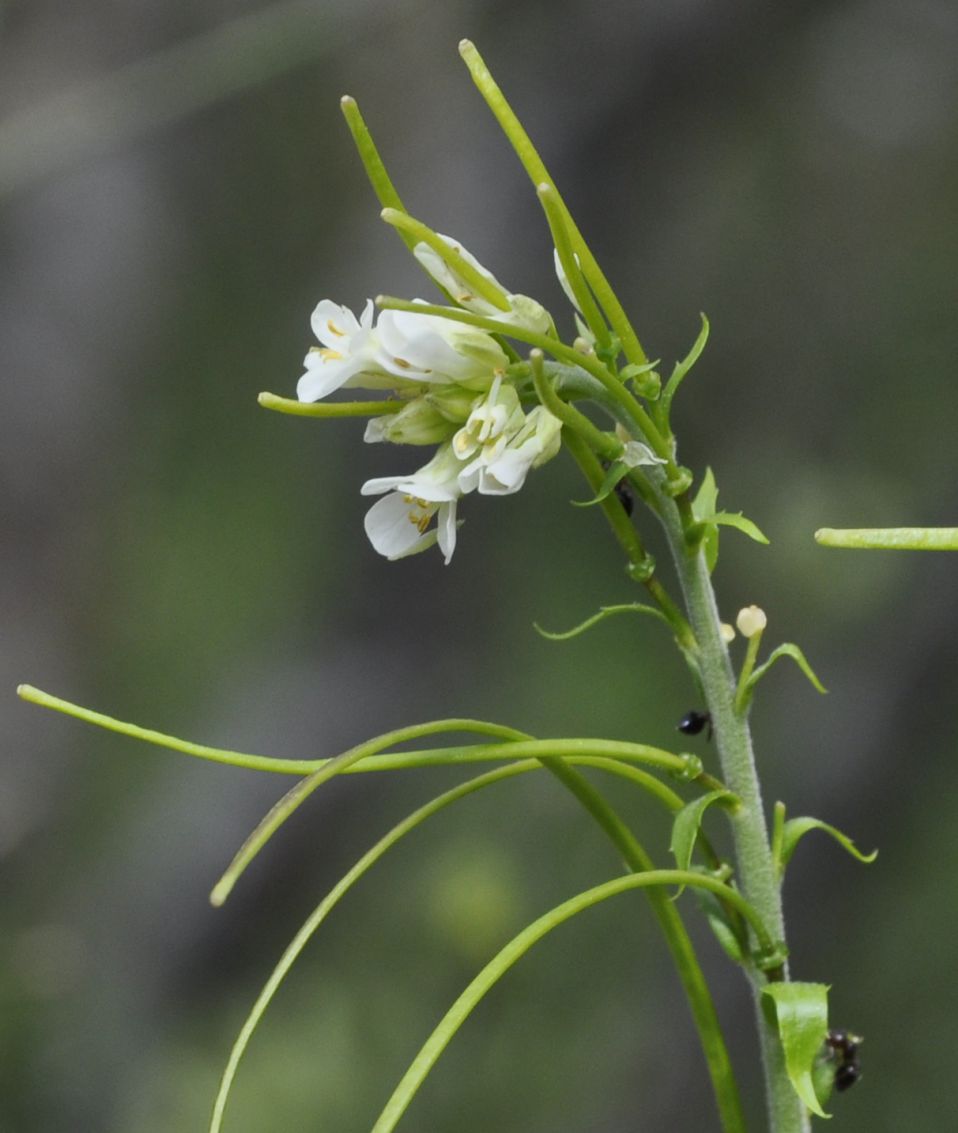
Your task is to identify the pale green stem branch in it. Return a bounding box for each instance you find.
[815,526,958,550]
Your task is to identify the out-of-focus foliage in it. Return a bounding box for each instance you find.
[3,2,956,1130]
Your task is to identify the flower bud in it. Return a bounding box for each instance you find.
[364,398,458,446]
[720,623,736,644]
[736,605,767,639]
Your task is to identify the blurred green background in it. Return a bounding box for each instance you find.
[3,1,956,1130]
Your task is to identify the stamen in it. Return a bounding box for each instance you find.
[325,319,346,337]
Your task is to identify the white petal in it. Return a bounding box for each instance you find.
[478,447,533,495]
[621,440,667,468]
[309,300,365,347]
[437,500,459,563]
[363,417,388,444]
[360,474,410,497]
[363,494,437,560]
[296,352,359,402]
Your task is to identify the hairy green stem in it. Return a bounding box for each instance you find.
[653,489,810,1133]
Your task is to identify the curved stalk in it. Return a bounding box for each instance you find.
[538,757,747,1131]
[374,868,765,1133]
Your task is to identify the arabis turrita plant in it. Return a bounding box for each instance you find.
[24,39,918,1133]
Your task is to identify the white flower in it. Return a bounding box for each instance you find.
[297,299,389,402]
[451,378,524,465]
[297,299,509,404]
[363,493,460,564]
[361,443,463,564]
[455,381,562,496]
[376,306,508,387]
[415,235,552,336]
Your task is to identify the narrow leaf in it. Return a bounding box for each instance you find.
[780,817,877,873]
[746,643,827,696]
[670,790,736,882]
[534,602,672,641]
[571,460,629,508]
[662,313,710,408]
[762,982,831,1118]
[691,466,719,517]
[691,467,720,572]
[711,511,769,545]
[695,888,747,965]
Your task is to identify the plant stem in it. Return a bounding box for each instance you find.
[654,488,811,1133]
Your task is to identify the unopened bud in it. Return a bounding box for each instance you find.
[736,605,767,639]
[364,398,457,446]
[720,623,736,644]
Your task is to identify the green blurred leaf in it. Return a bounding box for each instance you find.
[711,511,769,544]
[746,643,827,697]
[694,888,748,966]
[669,790,735,897]
[692,467,720,572]
[780,817,877,874]
[571,459,628,508]
[533,602,672,641]
[762,982,831,1119]
[662,313,710,410]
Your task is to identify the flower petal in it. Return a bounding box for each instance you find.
[363,493,438,560]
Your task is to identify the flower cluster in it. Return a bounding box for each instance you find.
[296,237,562,563]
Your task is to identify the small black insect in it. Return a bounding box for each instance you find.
[678,710,712,739]
[613,478,634,516]
[825,1030,863,1093]
[600,460,635,516]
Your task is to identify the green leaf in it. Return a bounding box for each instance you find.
[662,313,710,410]
[711,511,769,544]
[619,359,660,382]
[533,602,672,641]
[695,888,748,965]
[691,467,721,572]
[692,466,718,516]
[762,982,831,1119]
[746,643,827,697]
[670,790,736,887]
[571,460,629,508]
[780,817,877,874]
